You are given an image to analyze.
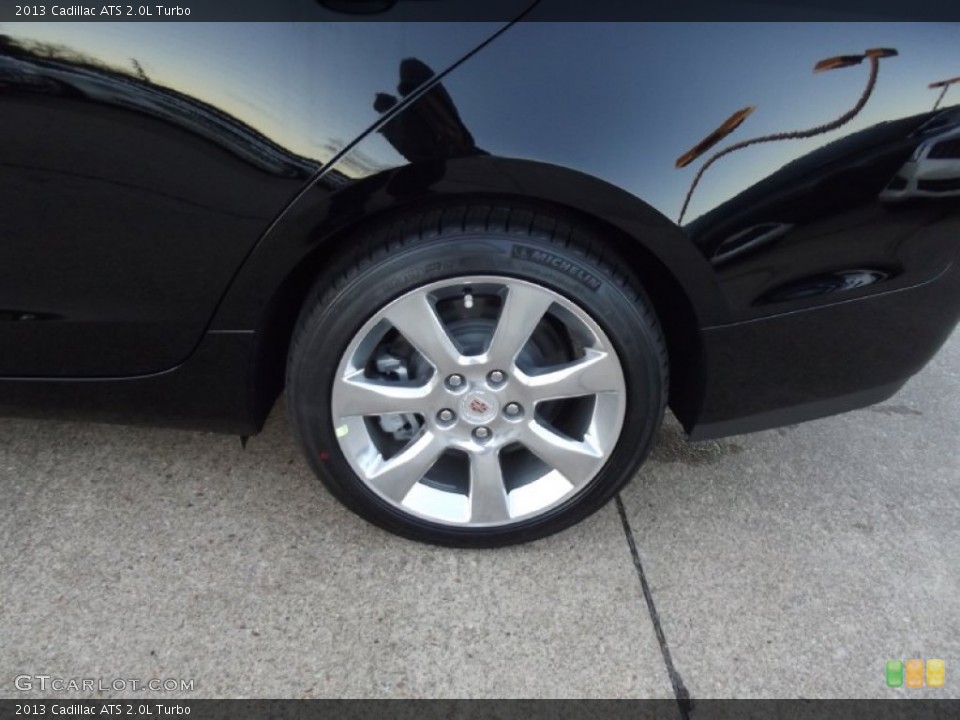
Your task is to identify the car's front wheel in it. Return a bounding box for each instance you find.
[286,205,667,547]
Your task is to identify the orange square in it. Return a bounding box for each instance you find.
[906,659,925,688]
[927,659,945,688]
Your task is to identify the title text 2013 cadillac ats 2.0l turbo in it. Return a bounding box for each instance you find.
[1,12,959,545]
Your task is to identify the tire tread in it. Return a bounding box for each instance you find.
[285,202,669,546]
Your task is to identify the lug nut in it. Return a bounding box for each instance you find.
[473,427,491,441]
[504,402,522,417]
[437,409,455,423]
[446,374,465,389]
[488,370,506,385]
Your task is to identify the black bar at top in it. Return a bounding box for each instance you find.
[1,0,959,22]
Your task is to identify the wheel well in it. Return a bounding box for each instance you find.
[251,195,705,432]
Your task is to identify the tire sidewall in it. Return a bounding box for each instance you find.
[288,232,665,546]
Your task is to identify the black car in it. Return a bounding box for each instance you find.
[1,12,959,546]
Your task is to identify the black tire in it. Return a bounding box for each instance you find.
[286,204,668,547]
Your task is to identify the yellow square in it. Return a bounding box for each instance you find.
[906,659,925,688]
[927,659,945,688]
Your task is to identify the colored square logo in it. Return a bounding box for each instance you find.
[927,659,945,688]
[886,659,904,687]
[906,659,925,688]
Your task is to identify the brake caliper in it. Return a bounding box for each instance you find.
[374,351,421,441]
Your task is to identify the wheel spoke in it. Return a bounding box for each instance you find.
[363,431,445,503]
[334,370,434,417]
[519,348,621,402]
[468,449,511,524]
[520,420,603,487]
[486,283,555,367]
[331,274,629,529]
[383,291,461,371]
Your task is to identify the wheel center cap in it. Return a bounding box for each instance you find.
[459,389,500,425]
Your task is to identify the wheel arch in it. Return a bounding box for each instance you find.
[215,157,721,434]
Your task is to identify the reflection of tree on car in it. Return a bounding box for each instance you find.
[930,75,960,110]
[676,48,898,223]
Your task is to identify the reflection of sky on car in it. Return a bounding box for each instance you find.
[10,21,497,174]
[439,22,958,222]
[10,21,958,221]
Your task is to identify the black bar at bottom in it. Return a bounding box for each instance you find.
[2,700,960,720]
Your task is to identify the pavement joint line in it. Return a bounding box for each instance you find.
[615,494,692,718]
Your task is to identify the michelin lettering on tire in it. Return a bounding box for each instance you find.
[511,245,603,291]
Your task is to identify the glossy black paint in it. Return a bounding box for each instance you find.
[0,20,514,376]
[1,20,958,439]
[0,52,310,376]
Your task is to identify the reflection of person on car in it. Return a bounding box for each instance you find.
[374,57,486,163]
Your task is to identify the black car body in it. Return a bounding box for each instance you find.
[2,11,959,544]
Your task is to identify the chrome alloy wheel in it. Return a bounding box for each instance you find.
[330,276,627,528]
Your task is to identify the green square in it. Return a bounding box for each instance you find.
[886,659,904,687]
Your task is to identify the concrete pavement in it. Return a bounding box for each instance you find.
[1,330,957,702]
